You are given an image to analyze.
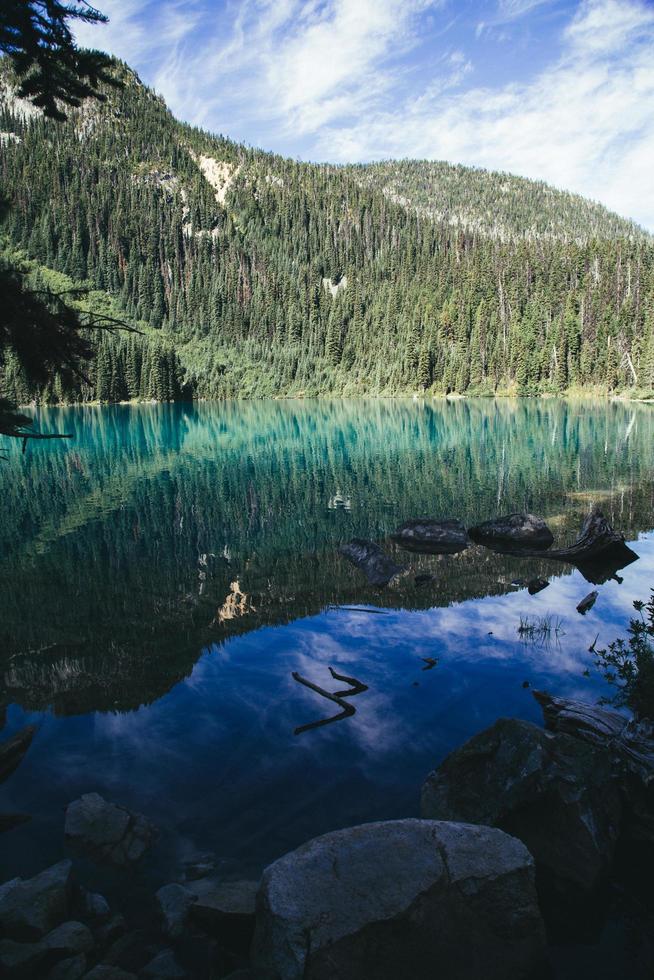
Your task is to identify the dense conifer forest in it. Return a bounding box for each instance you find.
[1,58,653,403]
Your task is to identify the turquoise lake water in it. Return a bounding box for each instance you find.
[1,398,653,971]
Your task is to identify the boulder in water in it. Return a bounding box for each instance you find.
[420,717,621,893]
[0,861,73,941]
[527,578,549,595]
[0,726,36,783]
[391,519,468,555]
[468,514,554,552]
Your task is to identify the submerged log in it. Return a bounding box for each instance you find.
[339,539,406,587]
[468,513,554,552]
[544,509,637,565]
[0,725,36,784]
[483,509,638,584]
[391,518,468,555]
[328,666,368,698]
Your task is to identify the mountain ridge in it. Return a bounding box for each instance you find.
[1,57,653,402]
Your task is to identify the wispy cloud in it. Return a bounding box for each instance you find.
[75,0,654,229]
[497,0,554,18]
[310,0,654,228]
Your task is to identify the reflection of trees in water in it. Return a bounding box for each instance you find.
[1,399,653,717]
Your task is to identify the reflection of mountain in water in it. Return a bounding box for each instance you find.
[1,399,653,717]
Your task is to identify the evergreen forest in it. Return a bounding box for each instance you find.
[2,58,654,403]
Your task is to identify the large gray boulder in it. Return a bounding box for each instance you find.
[420,717,621,891]
[391,519,469,555]
[83,967,137,980]
[252,819,545,980]
[64,793,156,866]
[468,513,554,552]
[0,861,73,941]
[46,953,87,980]
[140,948,187,979]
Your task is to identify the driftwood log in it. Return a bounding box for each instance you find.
[576,591,598,615]
[544,509,637,563]
[499,509,639,583]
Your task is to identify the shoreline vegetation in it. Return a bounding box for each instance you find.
[13,390,654,410]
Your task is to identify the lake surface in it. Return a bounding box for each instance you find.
[1,398,654,971]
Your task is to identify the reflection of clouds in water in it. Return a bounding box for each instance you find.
[322,535,654,677]
[81,533,654,780]
[3,537,653,886]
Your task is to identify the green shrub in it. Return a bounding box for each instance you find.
[595,591,654,720]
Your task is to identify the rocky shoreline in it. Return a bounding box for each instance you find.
[1,508,652,978]
[1,689,653,979]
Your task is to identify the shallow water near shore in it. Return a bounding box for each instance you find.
[1,398,654,971]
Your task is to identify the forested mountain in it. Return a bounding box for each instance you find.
[1,57,653,402]
[353,160,647,242]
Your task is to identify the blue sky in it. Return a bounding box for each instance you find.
[76,0,654,229]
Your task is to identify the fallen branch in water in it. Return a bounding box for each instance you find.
[292,667,368,735]
[328,666,369,697]
[292,672,355,735]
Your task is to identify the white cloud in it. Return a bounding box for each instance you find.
[310,0,654,229]
[74,0,654,229]
[75,0,201,68]
[497,0,554,18]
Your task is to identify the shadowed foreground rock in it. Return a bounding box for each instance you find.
[391,518,469,554]
[251,819,545,980]
[420,717,621,893]
[189,878,257,950]
[338,539,406,587]
[0,860,73,941]
[468,513,554,552]
[534,690,654,841]
[64,793,156,867]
